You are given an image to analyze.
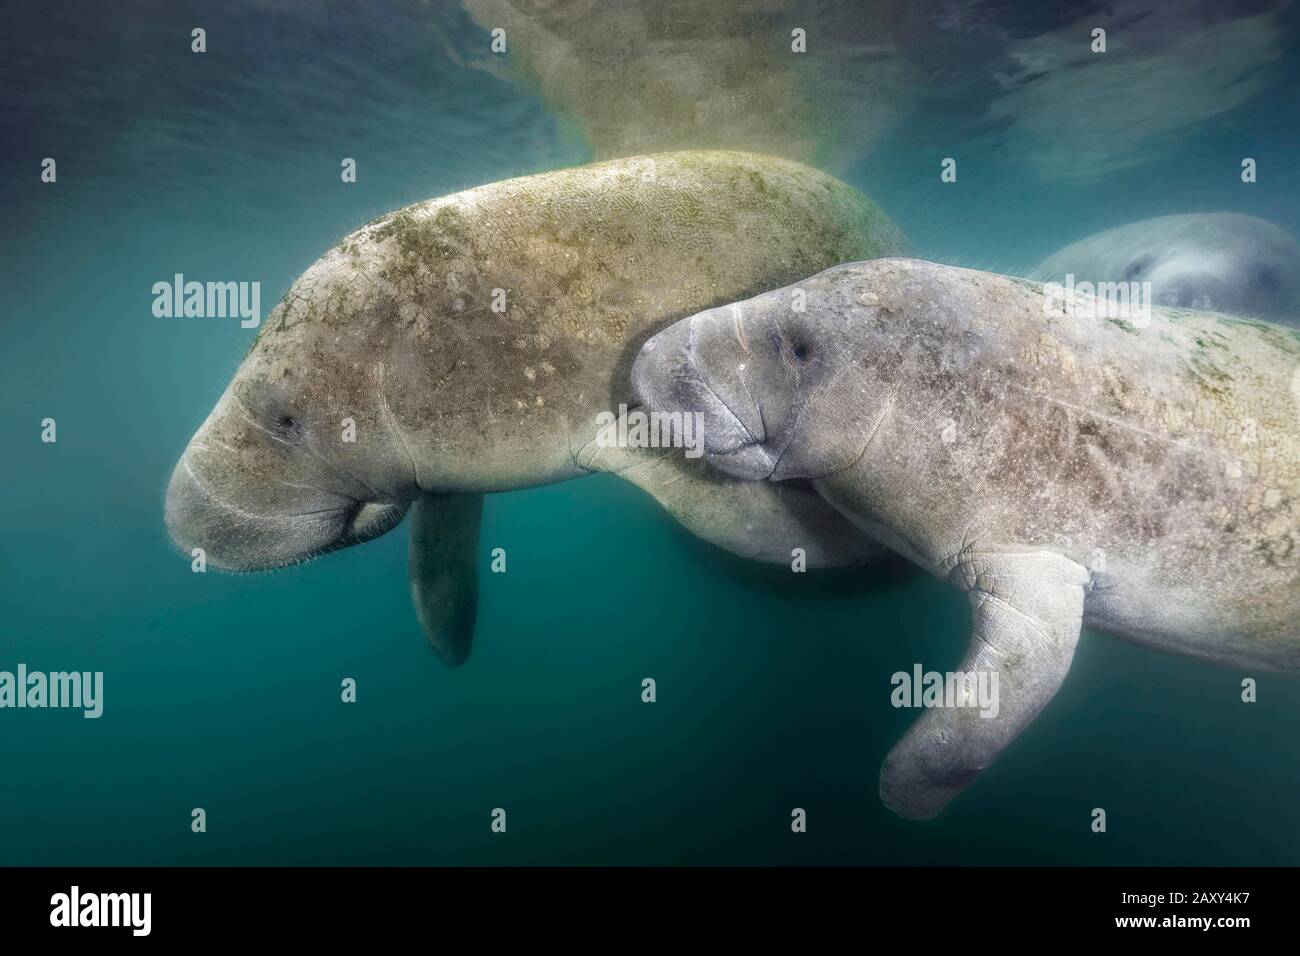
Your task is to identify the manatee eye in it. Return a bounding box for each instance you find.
[1122,256,1152,281]
[793,344,809,361]
[269,412,304,444]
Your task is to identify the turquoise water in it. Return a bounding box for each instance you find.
[2,1,1298,865]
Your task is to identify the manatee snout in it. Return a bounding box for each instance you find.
[633,313,776,481]
[166,454,346,570]
[635,263,888,485]
[165,416,409,572]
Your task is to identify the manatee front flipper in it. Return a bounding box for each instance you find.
[408,492,484,666]
[881,549,1091,820]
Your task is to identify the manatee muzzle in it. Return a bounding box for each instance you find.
[164,450,408,571]
[632,319,776,481]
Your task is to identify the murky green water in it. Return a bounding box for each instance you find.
[2,0,1298,865]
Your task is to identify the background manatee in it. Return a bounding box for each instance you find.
[1030,213,1300,326]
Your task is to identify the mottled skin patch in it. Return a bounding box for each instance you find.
[636,257,1299,818]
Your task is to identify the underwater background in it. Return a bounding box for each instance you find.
[2,0,1298,865]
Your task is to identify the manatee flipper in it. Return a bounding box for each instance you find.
[408,492,484,666]
[880,549,1091,820]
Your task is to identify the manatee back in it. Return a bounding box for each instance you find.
[370,149,906,353]
[872,262,1300,516]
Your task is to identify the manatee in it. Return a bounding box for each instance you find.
[634,257,1300,819]
[164,151,906,663]
[1030,212,1300,326]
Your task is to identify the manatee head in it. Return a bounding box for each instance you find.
[165,190,570,571]
[1031,213,1300,324]
[633,261,891,484]
[164,232,433,571]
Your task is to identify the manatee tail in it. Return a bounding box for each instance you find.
[460,0,913,173]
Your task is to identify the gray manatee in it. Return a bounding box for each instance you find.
[1030,212,1300,326]
[164,151,906,663]
[634,257,1300,819]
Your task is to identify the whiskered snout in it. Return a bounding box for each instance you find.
[164,444,408,571]
[633,314,776,480]
[164,450,349,570]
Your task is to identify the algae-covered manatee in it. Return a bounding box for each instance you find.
[165,151,907,662]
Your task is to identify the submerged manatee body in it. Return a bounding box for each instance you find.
[1030,212,1300,326]
[635,257,1300,819]
[165,151,907,658]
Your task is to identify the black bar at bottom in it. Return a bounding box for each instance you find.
[0,866,1285,939]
